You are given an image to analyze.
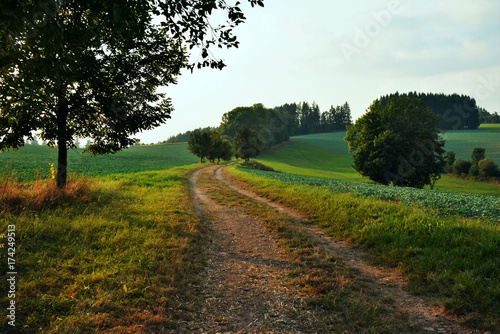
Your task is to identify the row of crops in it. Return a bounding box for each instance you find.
[241,168,500,222]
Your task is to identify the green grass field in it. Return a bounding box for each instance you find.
[442,130,500,163]
[259,141,364,183]
[0,166,204,332]
[479,123,500,131]
[291,129,500,165]
[259,130,500,196]
[0,143,199,181]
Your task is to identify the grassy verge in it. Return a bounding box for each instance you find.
[228,164,500,331]
[0,165,203,333]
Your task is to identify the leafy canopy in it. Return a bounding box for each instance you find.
[188,129,232,164]
[345,97,446,188]
[0,0,263,187]
[234,126,261,162]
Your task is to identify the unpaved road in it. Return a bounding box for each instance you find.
[173,164,478,333]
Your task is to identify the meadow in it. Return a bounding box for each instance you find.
[291,125,500,165]
[0,143,199,181]
[259,129,500,196]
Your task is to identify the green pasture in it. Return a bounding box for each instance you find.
[442,130,500,164]
[291,129,500,165]
[0,143,199,181]
[479,123,500,131]
[259,132,500,196]
[290,132,351,155]
[259,141,365,183]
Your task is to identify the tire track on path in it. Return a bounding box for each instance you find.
[215,164,478,334]
[180,165,327,333]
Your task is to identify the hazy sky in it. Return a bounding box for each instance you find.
[138,0,500,144]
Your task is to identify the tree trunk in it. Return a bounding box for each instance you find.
[56,103,69,188]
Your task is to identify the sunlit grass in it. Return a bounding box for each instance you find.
[0,165,203,333]
[258,141,365,183]
[479,123,500,131]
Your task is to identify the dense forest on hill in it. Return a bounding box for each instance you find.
[166,102,352,146]
[379,92,482,130]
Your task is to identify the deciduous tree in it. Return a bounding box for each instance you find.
[0,0,264,187]
[345,97,446,188]
[234,126,261,162]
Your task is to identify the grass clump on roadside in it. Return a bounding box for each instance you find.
[0,165,203,333]
[228,165,500,331]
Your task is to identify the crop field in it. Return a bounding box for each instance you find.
[291,128,500,165]
[241,168,500,222]
[0,143,199,181]
[258,140,500,196]
[479,123,500,131]
[442,130,500,163]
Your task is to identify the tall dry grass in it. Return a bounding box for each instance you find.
[0,177,94,215]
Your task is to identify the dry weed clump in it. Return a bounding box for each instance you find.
[0,176,94,215]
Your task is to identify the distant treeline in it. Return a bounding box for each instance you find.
[275,101,353,136]
[165,102,353,148]
[163,127,217,144]
[479,108,499,124]
[379,92,485,130]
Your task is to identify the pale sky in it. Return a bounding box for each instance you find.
[138,0,500,144]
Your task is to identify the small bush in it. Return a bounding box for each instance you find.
[239,160,280,172]
[479,158,500,177]
[453,159,472,175]
[0,177,94,215]
[468,163,480,177]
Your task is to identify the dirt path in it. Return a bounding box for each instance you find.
[179,164,478,333]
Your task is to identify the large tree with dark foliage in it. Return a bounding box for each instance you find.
[0,0,263,187]
[234,126,261,161]
[345,97,446,188]
[220,103,289,149]
[188,128,232,163]
[379,92,480,130]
